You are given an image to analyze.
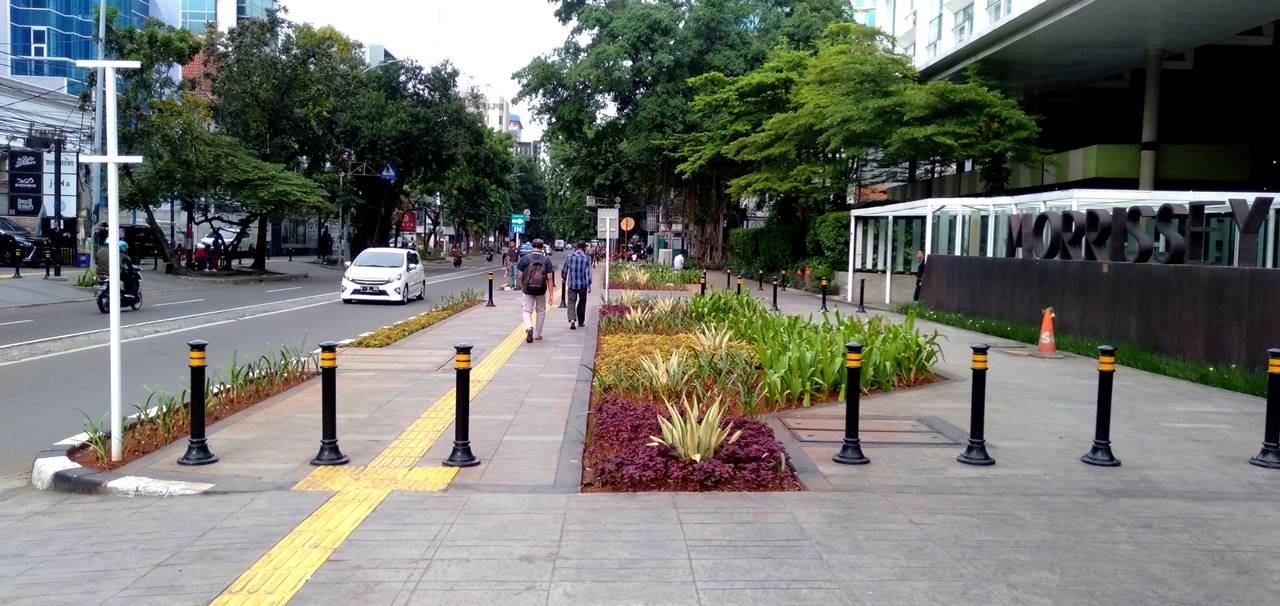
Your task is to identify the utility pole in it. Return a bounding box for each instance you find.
[52,135,64,277]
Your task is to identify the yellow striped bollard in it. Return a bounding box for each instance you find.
[444,343,480,467]
[310,341,348,465]
[833,342,869,465]
[178,339,218,465]
[1082,345,1121,466]
[957,344,995,466]
[1250,348,1280,469]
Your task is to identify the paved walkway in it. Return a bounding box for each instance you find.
[0,271,1277,604]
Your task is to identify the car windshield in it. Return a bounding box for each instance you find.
[353,251,404,268]
[0,218,29,234]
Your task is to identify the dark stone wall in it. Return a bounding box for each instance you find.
[919,256,1280,369]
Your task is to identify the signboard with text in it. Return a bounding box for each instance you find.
[7,150,42,215]
[510,213,526,235]
[596,207,618,240]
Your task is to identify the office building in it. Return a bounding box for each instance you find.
[0,0,159,94]
[180,0,274,33]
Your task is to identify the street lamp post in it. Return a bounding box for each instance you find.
[77,59,143,462]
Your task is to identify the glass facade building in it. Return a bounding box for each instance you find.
[7,0,150,93]
[180,0,215,31]
[180,0,273,33]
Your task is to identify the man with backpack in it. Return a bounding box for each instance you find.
[517,239,556,343]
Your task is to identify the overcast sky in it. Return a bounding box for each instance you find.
[280,0,570,141]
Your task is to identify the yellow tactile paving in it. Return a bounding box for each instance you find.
[213,323,528,605]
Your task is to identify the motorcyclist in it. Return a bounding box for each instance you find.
[451,244,463,268]
[94,238,137,297]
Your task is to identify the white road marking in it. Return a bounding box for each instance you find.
[0,320,34,327]
[1159,423,1233,429]
[0,267,492,360]
[0,293,330,351]
[266,286,302,293]
[151,299,206,307]
[0,299,339,367]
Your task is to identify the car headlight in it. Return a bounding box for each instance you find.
[391,273,402,282]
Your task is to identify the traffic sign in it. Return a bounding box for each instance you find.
[510,213,526,235]
[620,217,636,232]
[380,164,396,181]
[596,207,618,240]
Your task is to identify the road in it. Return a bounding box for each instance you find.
[0,259,507,477]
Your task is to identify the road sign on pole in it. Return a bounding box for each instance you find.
[380,164,396,181]
[596,207,618,241]
[510,213,526,235]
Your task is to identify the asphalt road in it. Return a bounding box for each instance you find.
[0,259,508,477]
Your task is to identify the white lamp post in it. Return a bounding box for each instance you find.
[76,59,143,462]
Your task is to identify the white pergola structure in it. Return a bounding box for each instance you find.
[846,189,1279,304]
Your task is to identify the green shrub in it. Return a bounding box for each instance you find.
[809,211,850,269]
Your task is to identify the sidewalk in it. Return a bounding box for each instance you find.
[0,272,1278,604]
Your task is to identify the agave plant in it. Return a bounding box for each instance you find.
[649,297,679,316]
[690,325,734,353]
[637,350,687,397]
[648,394,742,462]
[620,290,645,308]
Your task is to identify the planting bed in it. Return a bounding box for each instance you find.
[584,291,944,492]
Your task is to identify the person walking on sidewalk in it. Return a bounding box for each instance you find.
[502,240,520,290]
[913,249,926,302]
[561,240,592,330]
[518,239,555,343]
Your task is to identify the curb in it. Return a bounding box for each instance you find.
[169,271,309,284]
[31,296,485,497]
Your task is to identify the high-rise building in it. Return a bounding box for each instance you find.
[867,0,1280,198]
[180,0,274,33]
[0,0,155,94]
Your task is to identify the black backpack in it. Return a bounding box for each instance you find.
[523,254,548,295]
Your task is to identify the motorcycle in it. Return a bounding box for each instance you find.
[485,250,494,262]
[95,267,143,313]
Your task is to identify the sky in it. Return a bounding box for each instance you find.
[279,0,571,141]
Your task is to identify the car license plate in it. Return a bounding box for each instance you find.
[359,287,381,294]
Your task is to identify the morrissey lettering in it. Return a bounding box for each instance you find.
[1005,197,1275,267]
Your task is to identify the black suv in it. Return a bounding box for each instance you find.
[121,224,167,261]
[0,217,51,267]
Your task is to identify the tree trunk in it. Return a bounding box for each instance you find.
[252,215,269,270]
[140,204,180,273]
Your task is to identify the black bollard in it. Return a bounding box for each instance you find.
[833,342,869,465]
[444,343,480,467]
[310,342,349,465]
[287,246,293,262]
[820,278,829,311]
[12,252,21,279]
[857,278,866,313]
[726,268,732,289]
[1082,345,1122,467]
[558,276,567,308]
[699,273,706,296]
[771,277,779,311]
[957,344,995,465]
[178,340,218,465]
[757,269,763,291]
[736,277,742,295]
[1249,348,1280,469]
[43,250,51,278]
[780,269,787,292]
[486,272,496,307]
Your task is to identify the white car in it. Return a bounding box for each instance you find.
[340,247,426,304]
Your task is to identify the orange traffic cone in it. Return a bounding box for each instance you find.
[1032,307,1061,358]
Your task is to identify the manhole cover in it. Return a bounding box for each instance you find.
[781,416,959,445]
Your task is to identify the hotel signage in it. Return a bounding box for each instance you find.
[1006,197,1274,267]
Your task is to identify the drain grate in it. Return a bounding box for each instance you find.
[781,416,959,445]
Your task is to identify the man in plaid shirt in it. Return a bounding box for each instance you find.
[560,241,593,330]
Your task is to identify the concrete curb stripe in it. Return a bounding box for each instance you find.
[213,323,527,605]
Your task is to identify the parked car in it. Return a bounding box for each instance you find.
[0,217,52,267]
[553,239,566,251]
[340,247,426,305]
[519,242,533,256]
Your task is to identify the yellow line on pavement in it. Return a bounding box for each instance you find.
[212,324,527,606]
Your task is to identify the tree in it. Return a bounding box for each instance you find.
[203,10,362,268]
[518,0,852,264]
[88,9,202,268]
